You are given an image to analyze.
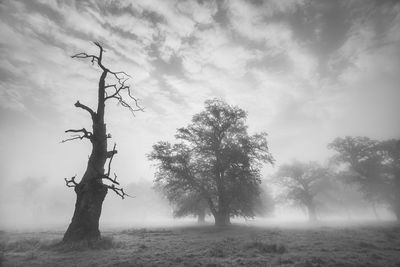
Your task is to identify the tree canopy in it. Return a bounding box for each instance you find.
[149,99,274,226]
[328,136,400,220]
[273,161,331,221]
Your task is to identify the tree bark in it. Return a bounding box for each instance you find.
[214,210,230,226]
[63,120,108,242]
[197,209,206,224]
[63,180,107,242]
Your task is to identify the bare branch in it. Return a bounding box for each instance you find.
[72,41,106,71]
[64,175,78,188]
[61,136,85,143]
[74,101,96,118]
[104,69,144,115]
[100,173,120,185]
[72,42,143,115]
[61,128,93,143]
[107,143,117,176]
[106,184,134,199]
[71,52,99,65]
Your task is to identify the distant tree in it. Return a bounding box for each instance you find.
[253,181,275,217]
[328,136,400,221]
[273,161,331,221]
[61,42,142,242]
[377,139,400,220]
[149,99,274,226]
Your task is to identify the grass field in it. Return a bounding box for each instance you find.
[1,222,400,266]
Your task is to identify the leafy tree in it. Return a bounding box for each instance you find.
[377,139,400,220]
[253,181,275,217]
[273,161,330,221]
[328,136,400,220]
[62,42,142,242]
[149,99,274,226]
[154,183,210,223]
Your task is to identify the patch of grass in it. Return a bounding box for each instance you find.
[208,245,226,258]
[138,243,148,250]
[245,241,286,254]
[51,236,124,251]
[207,237,239,258]
[121,228,174,236]
[2,238,42,252]
[359,241,377,249]
[24,251,38,261]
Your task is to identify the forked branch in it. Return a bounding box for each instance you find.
[105,72,144,115]
[65,175,78,187]
[106,184,133,199]
[61,128,93,143]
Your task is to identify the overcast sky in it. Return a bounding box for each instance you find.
[0,0,399,196]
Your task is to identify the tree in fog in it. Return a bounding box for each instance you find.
[253,182,275,217]
[154,182,209,223]
[149,99,274,226]
[377,139,400,220]
[273,161,330,221]
[328,136,400,221]
[62,42,142,242]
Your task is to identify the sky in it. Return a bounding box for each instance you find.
[0,0,399,227]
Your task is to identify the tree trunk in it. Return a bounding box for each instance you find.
[63,44,137,243]
[63,119,108,242]
[214,211,230,226]
[307,204,317,222]
[372,201,380,221]
[393,200,400,222]
[63,180,107,242]
[197,209,206,224]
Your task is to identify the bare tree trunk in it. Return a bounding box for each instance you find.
[63,120,108,242]
[62,42,139,243]
[197,209,206,224]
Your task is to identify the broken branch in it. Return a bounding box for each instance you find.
[64,175,78,188]
[106,184,134,199]
[74,101,96,118]
[61,128,93,143]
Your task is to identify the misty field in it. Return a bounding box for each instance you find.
[1,222,400,267]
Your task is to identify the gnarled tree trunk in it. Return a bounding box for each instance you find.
[62,42,140,243]
[63,121,108,242]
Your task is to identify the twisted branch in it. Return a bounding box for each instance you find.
[61,128,93,143]
[65,175,78,187]
[106,184,133,199]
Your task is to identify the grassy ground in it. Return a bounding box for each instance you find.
[1,222,400,266]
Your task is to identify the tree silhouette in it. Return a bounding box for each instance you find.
[329,136,400,221]
[273,161,330,221]
[62,42,142,242]
[149,99,274,226]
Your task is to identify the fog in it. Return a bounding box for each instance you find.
[0,174,396,231]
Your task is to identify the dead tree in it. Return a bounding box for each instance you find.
[62,42,142,243]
